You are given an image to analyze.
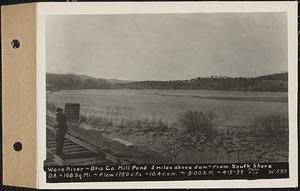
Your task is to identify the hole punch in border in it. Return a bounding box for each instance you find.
[11,39,21,49]
[13,142,22,151]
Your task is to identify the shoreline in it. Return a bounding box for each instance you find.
[153,93,288,103]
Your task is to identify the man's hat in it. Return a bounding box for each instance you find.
[56,107,63,113]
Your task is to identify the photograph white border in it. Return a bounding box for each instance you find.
[37,2,298,189]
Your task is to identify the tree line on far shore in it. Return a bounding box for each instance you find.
[46,72,288,92]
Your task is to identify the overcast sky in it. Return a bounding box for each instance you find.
[46,13,287,81]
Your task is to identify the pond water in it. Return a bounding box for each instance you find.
[47,89,288,127]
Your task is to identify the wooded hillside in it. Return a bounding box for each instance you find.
[46,72,288,92]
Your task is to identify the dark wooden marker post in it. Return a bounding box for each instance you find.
[64,103,80,123]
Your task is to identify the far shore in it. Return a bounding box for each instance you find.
[154,93,288,103]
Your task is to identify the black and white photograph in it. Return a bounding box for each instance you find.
[39,2,297,187]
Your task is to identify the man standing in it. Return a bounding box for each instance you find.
[55,107,68,156]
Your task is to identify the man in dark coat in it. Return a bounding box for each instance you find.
[55,107,68,156]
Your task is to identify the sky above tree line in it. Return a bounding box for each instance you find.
[46,13,287,81]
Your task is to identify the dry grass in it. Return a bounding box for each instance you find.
[79,107,169,132]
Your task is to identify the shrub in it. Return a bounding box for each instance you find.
[80,114,88,123]
[178,110,217,136]
[250,113,288,138]
[157,119,168,131]
[46,102,57,112]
